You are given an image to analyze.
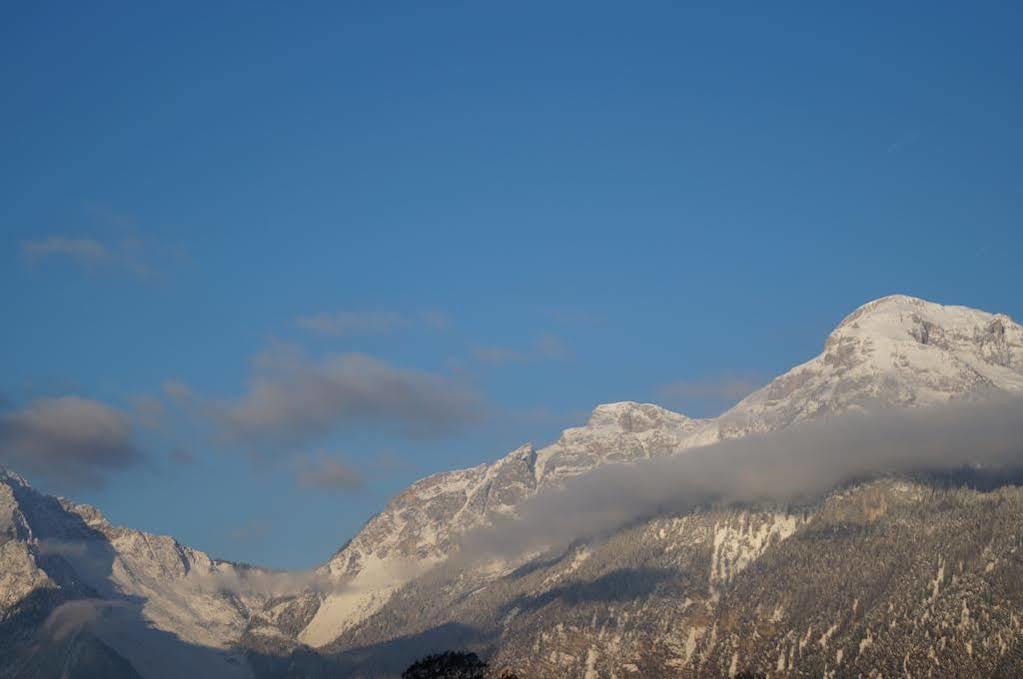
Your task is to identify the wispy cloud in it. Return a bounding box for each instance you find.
[214,343,483,451]
[228,519,273,544]
[472,334,571,365]
[0,396,142,489]
[296,310,451,338]
[472,346,528,365]
[656,373,763,415]
[21,237,111,264]
[19,234,174,279]
[183,563,356,597]
[295,452,364,493]
[297,311,406,337]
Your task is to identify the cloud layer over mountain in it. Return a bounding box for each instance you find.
[462,394,1023,561]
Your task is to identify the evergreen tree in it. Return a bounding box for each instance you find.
[402,651,488,679]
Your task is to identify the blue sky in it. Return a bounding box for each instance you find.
[2,2,1021,569]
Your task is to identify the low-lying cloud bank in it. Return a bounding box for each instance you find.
[461,394,1023,561]
[184,566,336,598]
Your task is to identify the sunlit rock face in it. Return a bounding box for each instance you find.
[718,295,1023,437]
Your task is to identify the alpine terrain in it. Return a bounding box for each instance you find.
[3,294,1023,678]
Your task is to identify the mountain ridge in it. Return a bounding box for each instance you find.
[2,294,1023,677]
[289,294,1023,649]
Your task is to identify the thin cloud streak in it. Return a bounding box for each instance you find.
[296,311,406,337]
[657,375,763,403]
[296,310,451,337]
[20,235,155,278]
[472,346,527,365]
[656,373,765,415]
[228,519,273,544]
[21,237,111,263]
[471,334,570,365]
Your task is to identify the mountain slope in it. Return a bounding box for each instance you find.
[334,479,1023,678]
[0,468,265,678]
[285,294,1023,650]
[2,294,1022,678]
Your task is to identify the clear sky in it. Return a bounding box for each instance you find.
[2,2,1021,569]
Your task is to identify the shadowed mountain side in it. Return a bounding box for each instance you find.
[0,570,247,679]
[330,623,490,679]
[2,596,142,679]
[0,479,260,679]
[498,567,679,617]
[0,588,133,679]
[317,535,716,674]
[0,585,335,679]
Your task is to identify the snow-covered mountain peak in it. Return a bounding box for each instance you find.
[584,401,695,433]
[719,295,1023,438]
[58,499,111,529]
[0,466,30,488]
[0,470,275,670]
[828,294,1018,349]
[498,442,535,463]
[821,294,1023,380]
